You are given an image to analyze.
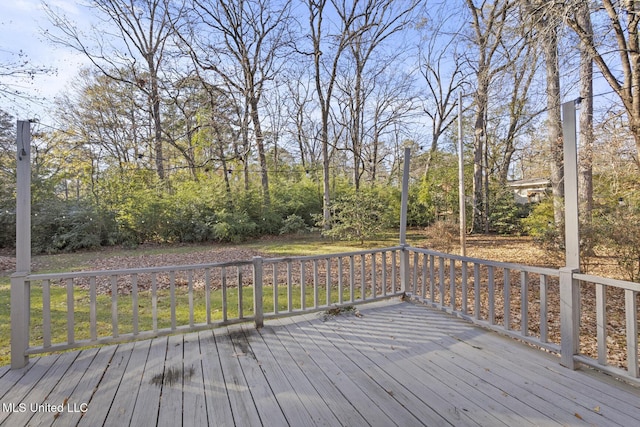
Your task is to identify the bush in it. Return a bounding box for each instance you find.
[280,214,309,235]
[32,199,117,253]
[0,206,15,248]
[424,220,458,253]
[321,189,393,244]
[522,198,562,251]
[488,185,529,235]
[598,203,640,282]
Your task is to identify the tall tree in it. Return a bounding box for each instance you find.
[418,4,467,179]
[576,2,594,226]
[521,0,565,228]
[337,0,417,190]
[464,0,513,233]
[44,0,178,180]
[305,0,354,229]
[179,0,293,205]
[565,1,640,167]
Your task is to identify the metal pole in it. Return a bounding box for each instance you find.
[458,92,467,256]
[399,147,410,245]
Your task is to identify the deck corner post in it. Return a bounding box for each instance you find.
[10,272,30,369]
[400,244,410,295]
[559,267,580,370]
[253,256,264,329]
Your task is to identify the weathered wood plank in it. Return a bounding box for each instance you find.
[317,311,491,426]
[353,304,558,426]
[285,314,429,426]
[399,302,640,425]
[182,332,208,427]
[52,346,118,427]
[127,337,167,427]
[226,325,288,426]
[198,330,235,427]
[0,357,54,402]
[242,325,313,425]
[104,339,152,426]
[77,342,136,427]
[2,350,80,427]
[24,348,99,427]
[251,324,346,426]
[156,334,185,426]
[213,326,262,426]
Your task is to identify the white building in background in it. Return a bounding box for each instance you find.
[507,178,551,205]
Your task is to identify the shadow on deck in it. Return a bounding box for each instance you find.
[1,299,639,426]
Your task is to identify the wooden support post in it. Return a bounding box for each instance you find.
[562,101,580,269]
[11,120,31,369]
[253,257,264,329]
[400,244,410,295]
[458,92,467,256]
[399,147,410,245]
[560,101,581,370]
[560,267,580,369]
[11,273,30,369]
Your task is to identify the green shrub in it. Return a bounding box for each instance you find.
[488,185,529,235]
[32,199,117,253]
[321,189,393,244]
[280,214,309,235]
[522,198,562,251]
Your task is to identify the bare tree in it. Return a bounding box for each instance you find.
[565,1,640,165]
[464,0,514,233]
[337,0,418,190]
[493,13,542,184]
[0,49,56,103]
[178,0,293,206]
[417,6,468,179]
[576,2,594,226]
[44,0,180,180]
[305,0,355,229]
[284,71,322,171]
[520,0,565,228]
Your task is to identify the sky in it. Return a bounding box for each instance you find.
[0,0,90,122]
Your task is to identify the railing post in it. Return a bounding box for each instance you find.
[400,244,410,294]
[559,267,580,370]
[11,272,30,369]
[253,257,264,329]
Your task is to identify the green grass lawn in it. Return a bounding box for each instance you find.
[1,230,421,366]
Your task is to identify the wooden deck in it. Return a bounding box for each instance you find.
[1,299,639,427]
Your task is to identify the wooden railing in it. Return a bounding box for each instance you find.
[10,246,405,368]
[403,247,561,354]
[572,273,640,380]
[10,245,640,385]
[402,247,640,384]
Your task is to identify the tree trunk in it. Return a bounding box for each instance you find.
[149,60,165,181]
[471,85,487,233]
[249,97,270,206]
[542,22,564,228]
[577,3,593,226]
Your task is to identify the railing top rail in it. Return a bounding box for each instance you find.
[25,259,255,281]
[408,246,560,276]
[22,246,405,282]
[264,246,404,264]
[574,272,640,292]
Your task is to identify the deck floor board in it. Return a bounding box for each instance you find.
[1,299,639,426]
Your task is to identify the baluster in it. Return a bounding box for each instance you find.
[43,280,51,348]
